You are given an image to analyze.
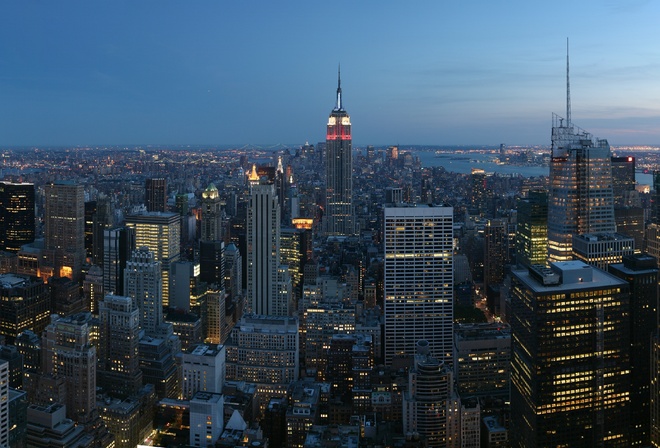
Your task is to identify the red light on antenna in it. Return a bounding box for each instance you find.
[628,157,633,162]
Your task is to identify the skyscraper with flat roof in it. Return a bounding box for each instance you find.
[383,204,453,365]
[0,181,35,253]
[510,261,630,447]
[515,189,548,267]
[44,181,85,281]
[145,178,167,213]
[125,211,180,306]
[324,69,354,236]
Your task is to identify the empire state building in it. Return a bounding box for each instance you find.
[324,69,354,236]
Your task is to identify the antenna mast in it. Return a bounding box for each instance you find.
[566,38,571,127]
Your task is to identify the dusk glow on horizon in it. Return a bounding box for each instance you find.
[2,1,660,147]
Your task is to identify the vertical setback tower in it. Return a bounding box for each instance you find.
[324,67,354,236]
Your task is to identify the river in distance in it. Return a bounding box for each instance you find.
[413,150,654,186]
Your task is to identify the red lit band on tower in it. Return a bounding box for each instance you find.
[326,121,352,141]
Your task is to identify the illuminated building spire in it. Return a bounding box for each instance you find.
[566,38,571,127]
[335,64,342,111]
[248,164,259,184]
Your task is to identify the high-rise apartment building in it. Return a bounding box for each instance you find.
[125,211,180,306]
[44,181,85,281]
[383,204,453,365]
[324,69,354,236]
[547,55,615,261]
[510,261,630,447]
[98,294,142,397]
[515,189,548,267]
[246,176,290,316]
[0,181,35,253]
[124,247,163,333]
[145,178,167,212]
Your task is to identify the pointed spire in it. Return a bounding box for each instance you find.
[566,38,571,127]
[248,164,259,183]
[335,64,343,110]
[276,156,284,174]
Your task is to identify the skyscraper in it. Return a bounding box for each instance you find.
[124,247,163,334]
[102,226,135,297]
[383,204,453,365]
[611,156,636,207]
[98,294,142,397]
[483,219,506,294]
[510,262,630,447]
[42,313,98,424]
[609,254,659,446]
[515,189,548,267]
[201,184,223,242]
[145,178,167,212]
[44,181,85,281]
[125,211,180,306]
[0,181,35,253]
[324,68,354,236]
[246,173,290,317]
[547,49,616,261]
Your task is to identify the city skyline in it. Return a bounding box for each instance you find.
[2,1,660,147]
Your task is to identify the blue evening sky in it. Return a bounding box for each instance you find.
[1,1,659,147]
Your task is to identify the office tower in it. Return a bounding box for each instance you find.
[0,273,50,344]
[548,52,615,261]
[124,247,162,333]
[654,335,660,447]
[616,206,645,253]
[125,211,180,306]
[454,323,510,398]
[138,336,179,400]
[246,178,290,316]
[180,343,225,400]
[483,219,506,294]
[402,340,453,448]
[84,201,96,261]
[199,240,224,287]
[385,187,403,205]
[225,314,299,398]
[324,69,354,236]
[145,178,167,212]
[611,156,636,207]
[165,309,202,351]
[82,265,104,315]
[201,184,222,242]
[609,254,659,446]
[102,226,135,297]
[91,196,112,266]
[572,232,634,270]
[224,243,242,300]
[470,168,488,216]
[171,260,206,311]
[303,303,355,377]
[0,181,35,253]
[280,227,307,306]
[98,294,142,397]
[510,262,630,447]
[42,313,97,424]
[50,276,85,316]
[190,391,224,448]
[383,204,453,365]
[44,181,85,281]
[515,189,548,267]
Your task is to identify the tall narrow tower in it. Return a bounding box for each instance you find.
[324,67,354,236]
[547,44,615,261]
